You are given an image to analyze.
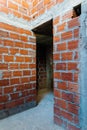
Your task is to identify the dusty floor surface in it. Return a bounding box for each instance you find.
[0,91,64,130]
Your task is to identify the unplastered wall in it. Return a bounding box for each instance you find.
[30,0,86,129]
[29,0,64,19]
[0,22,36,118]
[37,45,47,90]
[0,0,64,23]
[0,0,31,21]
[0,0,87,130]
[53,9,80,130]
[46,44,53,89]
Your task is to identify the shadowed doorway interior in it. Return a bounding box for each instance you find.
[32,20,53,103]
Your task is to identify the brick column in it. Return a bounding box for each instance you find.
[53,10,80,130]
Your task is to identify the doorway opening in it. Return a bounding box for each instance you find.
[32,20,53,102]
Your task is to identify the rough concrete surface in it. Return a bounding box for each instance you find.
[0,92,64,130]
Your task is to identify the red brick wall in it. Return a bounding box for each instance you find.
[0,22,36,118]
[37,43,53,90]
[0,0,64,21]
[30,0,64,19]
[0,0,82,129]
[53,10,80,130]
[0,0,31,21]
[37,45,47,90]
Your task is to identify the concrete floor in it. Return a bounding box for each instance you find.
[0,90,64,130]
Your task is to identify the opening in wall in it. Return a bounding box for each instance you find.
[73,4,81,18]
[32,20,53,102]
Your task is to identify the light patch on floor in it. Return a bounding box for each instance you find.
[0,91,64,130]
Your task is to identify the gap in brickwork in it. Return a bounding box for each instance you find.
[33,20,53,103]
[73,4,81,18]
